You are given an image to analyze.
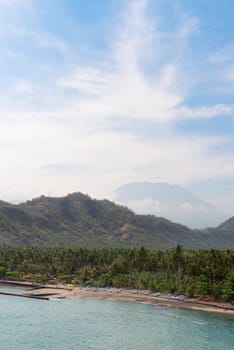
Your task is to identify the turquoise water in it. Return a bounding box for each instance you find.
[0,285,28,294]
[0,291,233,350]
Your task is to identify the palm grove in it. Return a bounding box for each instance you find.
[0,246,233,301]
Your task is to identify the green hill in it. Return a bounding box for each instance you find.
[0,192,233,249]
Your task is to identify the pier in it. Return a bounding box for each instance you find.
[0,291,49,300]
[0,280,40,288]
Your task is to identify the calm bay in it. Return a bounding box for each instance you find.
[0,289,233,350]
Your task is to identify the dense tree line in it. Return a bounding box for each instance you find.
[0,245,233,301]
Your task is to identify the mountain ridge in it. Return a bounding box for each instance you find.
[0,192,233,249]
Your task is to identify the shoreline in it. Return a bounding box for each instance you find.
[25,284,234,315]
[1,280,233,315]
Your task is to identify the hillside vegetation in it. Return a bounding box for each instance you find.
[0,193,233,249]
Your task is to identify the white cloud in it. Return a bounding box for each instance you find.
[225,64,234,81]
[178,13,199,38]
[114,196,227,228]
[209,43,234,85]
[0,0,32,12]
[57,0,181,123]
[210,42,234,63]
[176,104,234,119]
[0,0,234,205]
[0,0,23,6]
[55,1,232,124]
[59,67,111,94]
[1,108,234,203]
[31,32,68,55]
[0,0,34,39]
[14,80,33,94]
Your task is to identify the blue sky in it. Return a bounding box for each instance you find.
[0,0,234,217]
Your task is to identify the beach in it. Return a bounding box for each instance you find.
[1,280,233,315]
[24,284,234,315]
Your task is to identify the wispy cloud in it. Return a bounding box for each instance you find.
[55,1,232,124]
[210,42,234,63]
[56,8,181,123]
[30,32,68,55]
[0,0,234,203]
[0,0,27,6]
[14,80,33,94]
[176,104,234,119]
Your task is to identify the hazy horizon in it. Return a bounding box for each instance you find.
[0,0,234,217]
[0,181,232,229]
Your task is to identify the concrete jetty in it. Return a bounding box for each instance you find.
[0,291,49,300]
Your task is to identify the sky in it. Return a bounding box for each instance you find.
[0,0,234,217]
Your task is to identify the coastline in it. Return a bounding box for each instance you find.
[27,284,234,315]
[1,280,233,315]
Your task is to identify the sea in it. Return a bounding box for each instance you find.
[0,286,233,350]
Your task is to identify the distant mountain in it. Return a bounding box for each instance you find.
[114,182,227,229]
[0,192,233,249]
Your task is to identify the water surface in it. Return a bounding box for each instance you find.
[0,289,233,350]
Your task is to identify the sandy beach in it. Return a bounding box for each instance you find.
[1,280,233,314]
[26,284,234,315]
